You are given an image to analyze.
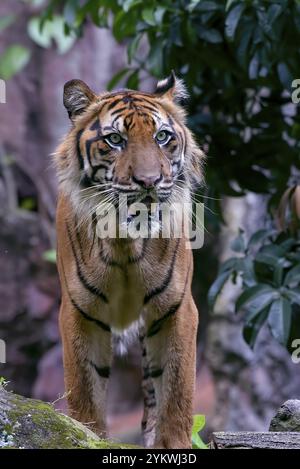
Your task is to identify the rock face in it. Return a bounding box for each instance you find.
[0,386,137,449]
[269,400,300,432]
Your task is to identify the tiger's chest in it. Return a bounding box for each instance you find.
[105,264,146,330]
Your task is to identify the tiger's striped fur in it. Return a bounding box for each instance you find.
[55,73,205,448]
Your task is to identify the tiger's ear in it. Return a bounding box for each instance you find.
[63,79,96,121]
[155,71,189,104]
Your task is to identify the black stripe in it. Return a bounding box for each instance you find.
[146,260,191,338]
[90,361,110,378]
[146,301,182,338]
[89,118,101,132]
[143,239,179,304]
[168,115,175,130]
[143,368,164,379]
[76,129,84,170]
[131,96,159,107]
[60,257,110,332]
[85,135,101,166]
[91,163,110,181]
[98,148,111,156]
[176,171,186,183]
[80,173,93,188]
[69,293,110,332]
[107,97,125,111]
[146,401,156,409]
[66,223,108,303]
[74,215,85,262]
[149,368,164,378]
[138,104,160,115]
[110,106,128,116]
[124,115,134,131]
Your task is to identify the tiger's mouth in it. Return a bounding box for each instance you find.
[124,192,159,226]
[139,194,157,208]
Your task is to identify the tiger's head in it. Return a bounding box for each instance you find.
[55,72,205,234]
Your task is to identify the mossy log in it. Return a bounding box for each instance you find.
[211,431,300,449]
[0,386,138,449]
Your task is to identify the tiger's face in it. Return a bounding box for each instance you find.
[58,73,204,229]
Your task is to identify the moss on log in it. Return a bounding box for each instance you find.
[0,386,138,449]
[211,431,300,449]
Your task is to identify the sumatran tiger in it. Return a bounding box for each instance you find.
[54,72,205,449]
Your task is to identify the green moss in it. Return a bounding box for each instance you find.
[1,389,140,449]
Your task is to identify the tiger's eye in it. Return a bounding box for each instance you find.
[155,130,171,144]
[106,133,123,146]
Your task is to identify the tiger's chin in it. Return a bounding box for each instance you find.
[122,200,161,239]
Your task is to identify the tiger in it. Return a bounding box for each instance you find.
[54,72,205,449]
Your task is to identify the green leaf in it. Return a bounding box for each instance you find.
[142,7,156,26]
[0,45,31,80]
[107,68,129,91]
[63,0,77,26]
[28,16,76,54]
[154,6,166,24]
[126,69,139,89]
[225,0,236,11]
[191,415,207,449]
[236,21,254,67]
[198,28,223,44]
[20,197,36,211]
[208,270,232,308]
[43,249,57,263]
[0,14,16,33]
[243,307,269,348]
[123,0,142,12]
[147,39,163,77]
[225,3,244,40]
[284,264,300,287]
[268,297,292,345]
[197,1,220,11]
[283,287,300,306]
[219,257,239,274]
[192,414,205,433]
[236,284,275,313]
[277,62,293,90]
[127,34,142,63]
[113,10,136,42]
[273,263,283,287]
[249,51,260,79]
[248,229,271,249]
[230,231,245,253]
[28,17,52,48]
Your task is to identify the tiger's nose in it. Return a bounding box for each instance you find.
[132,174,162,189]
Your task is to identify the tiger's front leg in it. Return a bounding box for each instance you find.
[59,297,112,437]
[144,297,198,449]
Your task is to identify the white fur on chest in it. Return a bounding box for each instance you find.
[106,264,144,330]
